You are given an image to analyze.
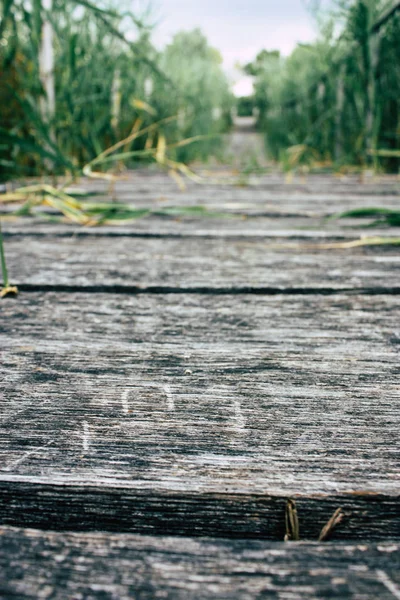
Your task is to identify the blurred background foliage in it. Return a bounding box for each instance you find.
[245,0,400,172]
[0,0,234,181]
[1,0,399,180]
[153,29,234,163]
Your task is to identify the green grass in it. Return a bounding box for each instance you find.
[247,0,400,172]
[1,4,234,180]
[331,207,400,227]
[0,220,18,298]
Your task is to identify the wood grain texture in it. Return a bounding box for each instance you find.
[1,293,399,538]
[3,170,399,239]
[1,483,399,540]
[1,170,399,553]
[3,170,400,216]
[3,233,400,291]
[1,527,400,599]
[3,216,400,238]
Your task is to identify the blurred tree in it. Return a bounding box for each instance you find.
[152,29,234,162]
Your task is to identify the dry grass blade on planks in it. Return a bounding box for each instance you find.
[0,184,229,225]
[284,500,300,542]
[0,115,225,224]
[318,508,345,542]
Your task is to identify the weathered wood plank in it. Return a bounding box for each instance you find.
[4,171,400,217]
[1,527,399,599]
[3,170,399,238]
[1,482,399,540]
[1,171,399,540]
[1,293,399,537]
[69,170,400,198]
[101,187,400,215]
[3,233,400,290]
[3,216,400,238]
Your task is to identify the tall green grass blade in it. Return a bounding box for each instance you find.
[331,207,400,228]
[0,221,9,288]
[334,207,396,218]
[2,2,233,178]
[0,220,18,297]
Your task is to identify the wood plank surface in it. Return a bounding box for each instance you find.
[1,293,399,538]
[3,170,399,238]
[2,154,399,600]
[100,185,400,215]
[3,215,400,238]
[1,169,399,548]
[3,233,400,291]
[1,527,399,600]
[3,171,400,216]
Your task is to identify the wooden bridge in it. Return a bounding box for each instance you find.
[1,164,400,598]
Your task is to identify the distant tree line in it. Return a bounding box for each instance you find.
[245,0,400,172]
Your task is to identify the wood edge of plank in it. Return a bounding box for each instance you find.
[0,481,399,541]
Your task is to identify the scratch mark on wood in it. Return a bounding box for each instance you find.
[1,441,54,472]
[164,385,174,411]
[121,390,129,415]
[232,398,246,433]
[376,570,400,600]
[82,422,90,452]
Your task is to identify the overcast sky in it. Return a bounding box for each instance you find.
[149,1,330,73]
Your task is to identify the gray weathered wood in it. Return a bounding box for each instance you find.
[2,150,399,600]
[3,215,400,237]
[1,293,399,538]
[1,527,399,599]
[2,233,400,291]
[3,170,399,240]
[4,170,400,217]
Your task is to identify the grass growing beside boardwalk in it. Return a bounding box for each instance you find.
[246,0,400,173]
[1,3,233,181]
[0,221,18,298]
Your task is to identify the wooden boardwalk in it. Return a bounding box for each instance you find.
[1,167,400,598]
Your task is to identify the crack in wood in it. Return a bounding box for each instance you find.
[8,284,400,296]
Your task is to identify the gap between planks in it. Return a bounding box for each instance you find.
[6,283,400,296]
